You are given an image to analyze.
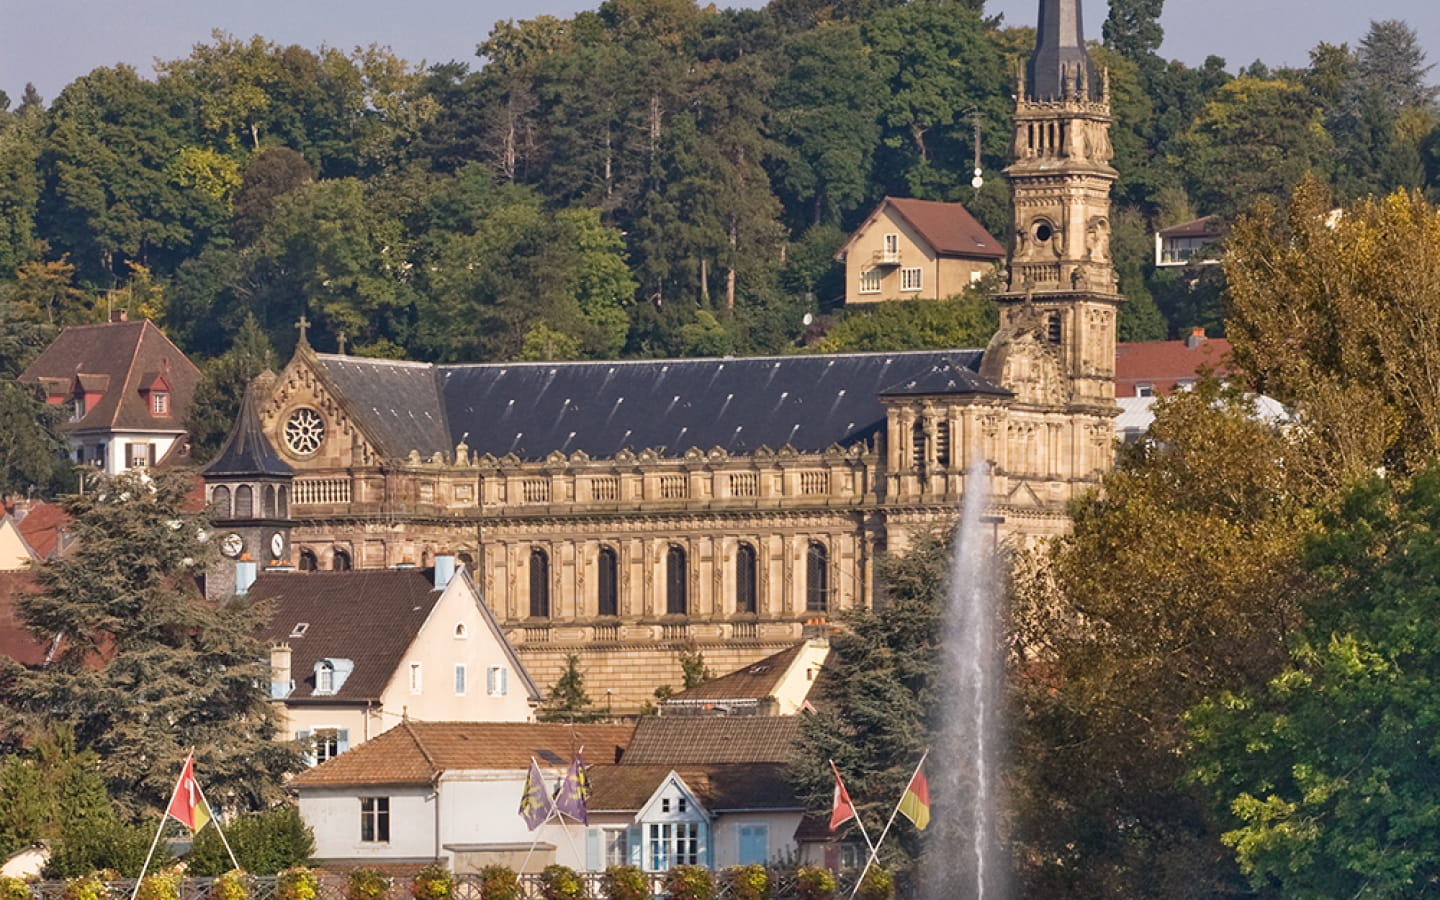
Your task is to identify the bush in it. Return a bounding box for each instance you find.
[60,873,111,900]
[600,865,646,900]
[476,866,519,900]
[276,867,318,900]
[662,865,713,900]
[721,865,768,900]
[344,868,389,900]
[186,807,314,876]
[536,865,583,900]
[46,818,165,879]
[409,863,453,900]
[794,866,836,900]
[210,870,249,900]
[0,877,33,900]
[136,871,181,900]
[856,866,894,900]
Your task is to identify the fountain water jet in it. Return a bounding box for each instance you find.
[923,455,1005,900]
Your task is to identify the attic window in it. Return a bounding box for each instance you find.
[316,661,335,694]
[152,392,170,416]
[291,623,310,637]
[454,622,468,639]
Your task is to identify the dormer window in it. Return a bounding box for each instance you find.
[316,661,335,694]
[152,392,170,416]
[72,397,86,421]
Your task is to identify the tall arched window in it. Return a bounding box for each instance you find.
[262,485,276,517]
[234,485,253,518]
[598,547,619,617]
[299,549,318,571]
[806,541,829,613]
[332,548,352,571]
[530,549,551,619]
[278,486,290,518]
[211,486,231,517]
[912,420,926,469]
[666,545,687,615]
[735,543,757,615]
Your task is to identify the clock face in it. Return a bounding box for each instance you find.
[270,532,285,560]
[221,533,244,558]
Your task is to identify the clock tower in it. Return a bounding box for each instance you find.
[998,0,1122,412]
[203,372,296,601]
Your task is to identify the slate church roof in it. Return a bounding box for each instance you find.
[308,349,1005,461]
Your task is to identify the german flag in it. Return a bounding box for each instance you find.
[897,762,930,831]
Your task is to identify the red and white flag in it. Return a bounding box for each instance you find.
[828,760,857,831]
[164,752,212,833]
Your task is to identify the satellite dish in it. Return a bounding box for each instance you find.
[802,313,814,327]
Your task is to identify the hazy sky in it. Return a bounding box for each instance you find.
[3,0,1439,105]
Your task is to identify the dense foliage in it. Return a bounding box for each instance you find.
[0,1,1435,372]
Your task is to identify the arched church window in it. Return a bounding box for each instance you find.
[234,485,253,518]
[332,549,352,571]
[262,485,276,517]
[598,547,618,617]
[806,542,830,613]
[666,545,687,615]
[936,420,951,469]
[530,549,551,619]
[211,486,231,517]
[299,549,318,572]
[278,486,289,518]
[735,543,757,615]
[912,420,926,469]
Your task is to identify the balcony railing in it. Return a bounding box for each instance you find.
[293,478,351,505]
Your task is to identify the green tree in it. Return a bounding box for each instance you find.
[185,805,314,875]
[1102,0,1165,65]
[1187,464,1440,897]
[0,380,71,497]
[187,314,276,464]
[537,654,602,723]
[810,293,997,354]
[0,729,114,860]
[0,99,43,275]
[0,470,304,814]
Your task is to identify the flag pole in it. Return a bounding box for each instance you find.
[829,760,876,854]
[848,749,930,900]
[518,757,556,874]
[131,752,196,900]
[198,784,240,871]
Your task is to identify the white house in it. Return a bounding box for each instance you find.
[247,562,543,761]
[288,717,806,874]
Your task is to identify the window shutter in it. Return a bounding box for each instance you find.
[486,666,497,695]
[586,828,601,871]
[337,729,350,754]
[500,667,508,695]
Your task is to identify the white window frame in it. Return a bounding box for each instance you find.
[487,665,508,696]
[454,663,468,696]
[316,661,335,694]
[900,267,923,292]
[859,268,882,294]
[314,727,340,764]
[409,662,422,695]
[360,796,390,843]
[152,392,170,416]
[454,622,468,639]
[647,822,700,871]
[128,443,149,468]
[1136,383,1155,398]
[882,233,900,262]
[603,828,629,867]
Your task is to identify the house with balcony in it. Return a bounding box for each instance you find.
[1154,216,1225,267]
[18,313,202,473]
[834,197,1005,304]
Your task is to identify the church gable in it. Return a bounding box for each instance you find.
[262,352,388,469]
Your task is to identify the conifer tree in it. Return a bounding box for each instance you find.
[0,469,303,815]
[537,653,601,723]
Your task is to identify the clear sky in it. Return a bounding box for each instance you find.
[3,0,1438,105]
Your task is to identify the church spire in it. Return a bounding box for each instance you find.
[1027,0,1098,102]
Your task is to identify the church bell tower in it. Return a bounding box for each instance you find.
[999,0,1122,411]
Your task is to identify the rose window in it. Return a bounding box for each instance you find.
[284,408,325,456]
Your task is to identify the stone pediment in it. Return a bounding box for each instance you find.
[1006,481,1045,509]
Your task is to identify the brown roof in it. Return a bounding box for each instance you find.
[290,720,636,788]
[1158,215,1225,239]
[588,763,800,812]
[250,570,449,701]
[18,320,202,432]
[16,502,70,560]
[623,717,801,766]
[665,643,804,704]
[1115,335,1233,398]
[838,197,1005,261]
[0,571,55,666]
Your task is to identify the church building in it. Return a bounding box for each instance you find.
[204,0,1121,709]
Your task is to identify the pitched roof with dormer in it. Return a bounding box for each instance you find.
[588,764,801,813]
[294,349,1003,462]
[18,319,202,431]
[289,720,636,788]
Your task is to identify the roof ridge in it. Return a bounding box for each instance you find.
[402,720,441,775]
[437,348,985,372]
[105,322,150,429]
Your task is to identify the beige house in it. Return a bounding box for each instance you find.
[247,562,542,762]
[834,197,1005,305]
[0,517,35,571]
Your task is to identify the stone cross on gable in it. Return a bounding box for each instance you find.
[296,314,310,347]
[337,331,347,355]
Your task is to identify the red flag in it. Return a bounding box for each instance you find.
[164,753,212,833]
[829,760,857,831]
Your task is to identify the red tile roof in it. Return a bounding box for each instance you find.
[290,721,635,788]
[588,763,800,812]
[15,502,70,560]
[837,197,1005,262]
[1114,335,1233,398]
[665,643,805,705]
[623,717,801,766]
[18,319,202,431]
[0,571,54,666]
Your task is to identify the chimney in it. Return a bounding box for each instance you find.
[434,552,456,590]
[236,555,258,595]
[1186,327,1206,350]
[270,642,294,699]
[110,310,128,323]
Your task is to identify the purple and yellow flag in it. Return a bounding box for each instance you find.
[553,749,590,824]
[519,758,553,830]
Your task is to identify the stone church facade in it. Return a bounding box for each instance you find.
[204,0,1120,709]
